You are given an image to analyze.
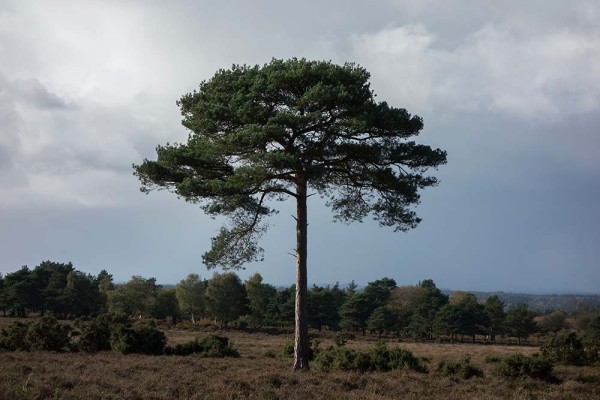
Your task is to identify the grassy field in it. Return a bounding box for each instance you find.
[1,322,599,399]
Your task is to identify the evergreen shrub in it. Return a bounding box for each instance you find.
[492,354,555,382]
[437,357,484,379]
[0,316,70,352]
[313,342,427,373]
[165,334,239,357]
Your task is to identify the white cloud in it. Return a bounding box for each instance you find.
[349,20,600,120]
[349,24,438,112]
[0,73,180,209]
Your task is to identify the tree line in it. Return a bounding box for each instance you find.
[1,261,598,343]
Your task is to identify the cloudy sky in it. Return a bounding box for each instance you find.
[1,0,599,293]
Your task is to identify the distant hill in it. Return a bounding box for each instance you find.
[445,290,600,313]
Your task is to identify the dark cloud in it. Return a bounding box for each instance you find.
[12,79,71,110]
[0,76,22,171]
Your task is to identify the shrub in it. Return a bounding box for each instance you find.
[584,315,600,341]
[0,321,30,351]
[541,332,586,366]
[25,316,71,352]
[0,317,70,352]
[540,331,600,366]
[312,343,427,373]
[492,354,555,382]
[281,340,294,358]
[196,334,239,357]
[165,334,239,357]
[312,346,360,372]
[1,314,169,355]
[371,342,427,372]
[484,355,501,364]
[165,339,203,356]
[109,324,137,354]
[75,313,129,353]
[582,337,600,366]
[437,358,484,379]
[132,322,167,355]
[110,321,166,355]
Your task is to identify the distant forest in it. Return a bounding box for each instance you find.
[463,291,600,314]
[1,261,599,343]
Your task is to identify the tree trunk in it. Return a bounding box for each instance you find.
[293,179,309,370]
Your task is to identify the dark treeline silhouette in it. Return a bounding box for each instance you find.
[1,261,599,343]
[0,261,111,318]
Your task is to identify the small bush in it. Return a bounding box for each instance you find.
[196,334,239,357]
[0,317,71,352]
[25,316,71,352]
[585,315,600,341]
[437,358,484,379]
[110,321,166,355]
[0,321,30,351]
[484,355,501,364]
[1,314,170,355]
[281,340,294,358]
[541,332,586,366]
[312,346,360,372]
[165,339,203,356]
[312,343,427,373]
[540,331,600,366]
[371,342,428,372]
[75,313,129,353]
[492,354,555,382]
[165,334,239,357]
[582,337,600,366]
[132,322,167,355]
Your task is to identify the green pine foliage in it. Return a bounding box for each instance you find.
[134,59,446,269]
[505,304,538,343]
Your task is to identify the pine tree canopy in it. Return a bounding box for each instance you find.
[134,58,447,269]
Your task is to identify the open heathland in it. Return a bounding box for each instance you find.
[1,324,599,400]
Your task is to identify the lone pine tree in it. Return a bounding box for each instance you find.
[134,58,446,369]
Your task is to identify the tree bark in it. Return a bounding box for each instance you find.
[293,178,309,370]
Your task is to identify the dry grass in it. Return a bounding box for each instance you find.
[1,322,599,399]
